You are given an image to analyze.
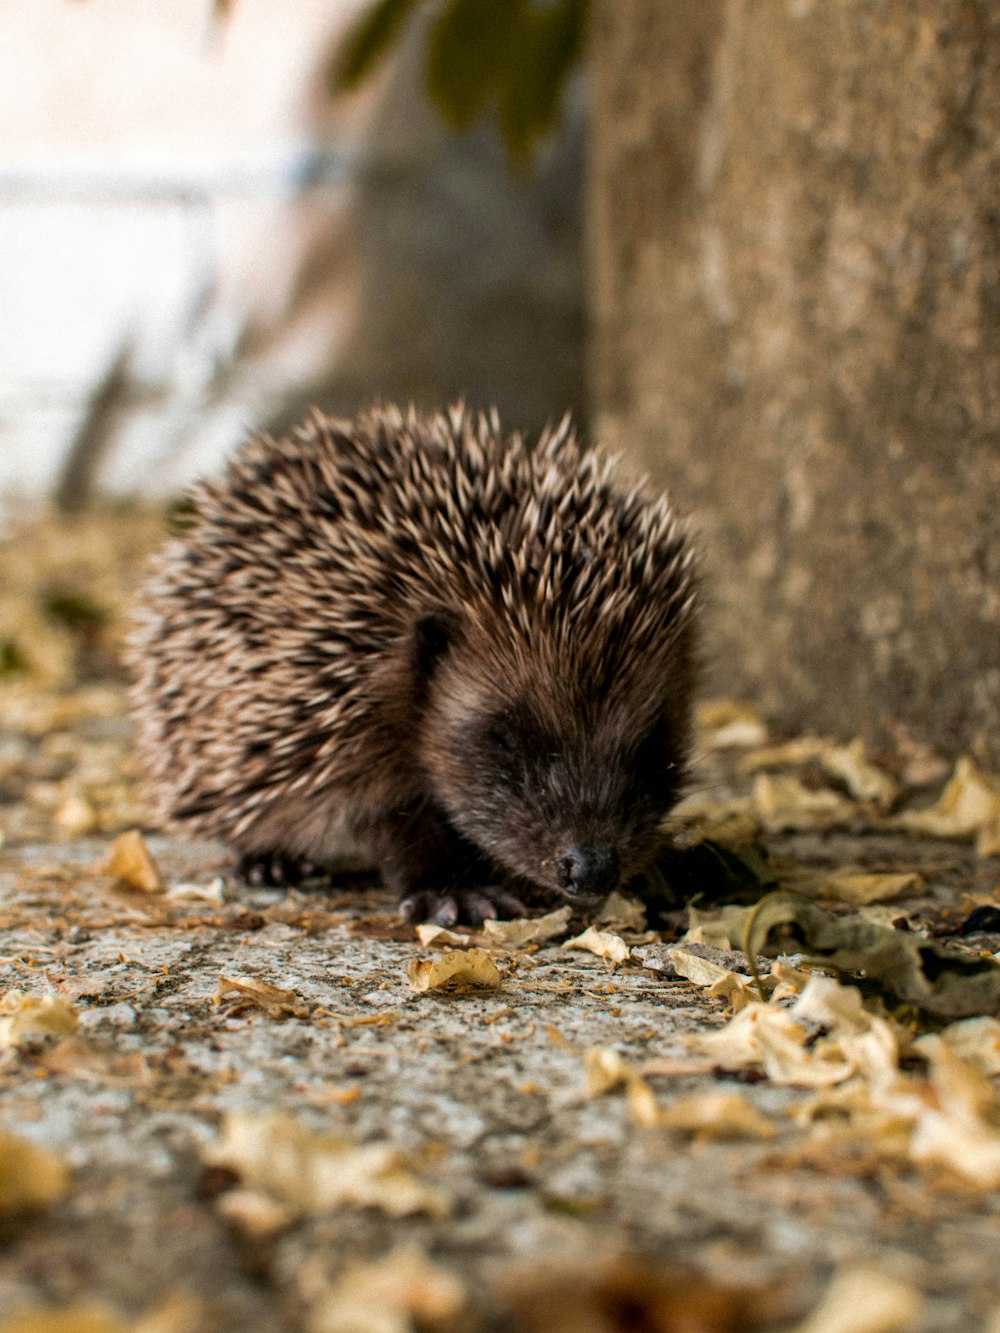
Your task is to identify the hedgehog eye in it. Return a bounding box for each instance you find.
[632,722,676,782]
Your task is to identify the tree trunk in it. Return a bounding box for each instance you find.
[589,0,1000,762]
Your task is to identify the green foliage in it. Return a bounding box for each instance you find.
[336,0,423,91]
[333,0,587,167]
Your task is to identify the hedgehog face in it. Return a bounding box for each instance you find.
[415,623,690,896]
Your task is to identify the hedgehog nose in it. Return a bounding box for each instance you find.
[556,843,620,897]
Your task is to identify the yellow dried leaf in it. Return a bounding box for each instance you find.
[205,1114,451,1219]
[309,1246,465,1333]
[482,906,573,947]
[684,905,752,949]
[561,926,630,964]
[101,829,164,893]
[54,791,98,838]
[414,923,471,948]
[792,1265,923,1333]
[695,699,769,749]
[0,1129,70,1213]
[820,739,898,811]
[920,1016,1000,1076]
[0,1307,125,1333]
[406,947,502,994]
[0,992,79,1049]
[658,1091,775,1140]
[594,891,646,933]
[752,774,855,831]
[897,756,1000,856]
[816,872,920,905]
[582,1046,632,1098]
[216,1187,294,1237]
[667,946,760,1010]
[215,976,309,1018]
[625,1076,662,1129]
[908,1041,1000,1186]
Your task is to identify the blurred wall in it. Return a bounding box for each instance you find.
[0,0,586,500]
[590,0,1000,762]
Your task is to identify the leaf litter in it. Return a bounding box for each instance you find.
[4,511,1000,1329]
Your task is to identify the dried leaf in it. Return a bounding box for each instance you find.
[812,872,920,905]
[205,1114,451,1219]
[820,739,898,811]
[908,1040,1000,1186]
[214,976,309,1018]
[308,1245,466,1333]
[0,1129,70,1213]
[792,1265,923,1333]
[918,1016,1000,1076]
[0,992,79,1049]
[745,893,1000,1019]
[582,1046,632,1098]
[0,1308,124,1333]
[101,829,164,893]
[752,774,855,832]
[667,945,761,1011]
[482,905,572,947]
[406,947,502,994]
[594,891,646,933]
[658,1091,776,1140]
[696,699,769,749]
[561,926,630,965]
[897,756,1000,856]
[414,923,471,948]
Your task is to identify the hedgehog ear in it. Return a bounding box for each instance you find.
[412,609,462,682]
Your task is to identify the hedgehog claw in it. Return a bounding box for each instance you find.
[398,885,529,927]
[236,851,319,888]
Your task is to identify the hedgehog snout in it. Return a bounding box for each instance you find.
[555,843,620,897]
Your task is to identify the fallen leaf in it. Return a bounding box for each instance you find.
[791,1265,923,1333]
[0,1129,70,1213]
[810,872,920,905]
[483,905,573,947]
[0,1307,124,1333]
[918,1016,1000,1076]
[406,947,502,994]
[820,740,898,811]
[696,699,769,749]
[897,756,1000,856]
[214,975,310,1018]
[0,992,79,1049]
[204,1114,451,1219]
[667,945,761,1011]
[216,1186,294,1237]
[100,829,164,893]
[582,1046,632,1098]
[752,774,856,832]
[167,878,225,904]
[745,893,1000,1019]
[414,923,472,948]
[594,891,646,933]
[561,926,630,965]
[308,1245,466,1333]
[658,1091,776,1140]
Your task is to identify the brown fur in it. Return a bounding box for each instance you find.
[129,404,697,921]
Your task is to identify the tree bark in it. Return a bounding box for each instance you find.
[589,0,1000,762]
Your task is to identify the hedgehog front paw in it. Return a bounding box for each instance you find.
[398,885,530,927]
[236,851,321,888]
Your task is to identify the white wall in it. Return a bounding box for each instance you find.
[0,0,368,496]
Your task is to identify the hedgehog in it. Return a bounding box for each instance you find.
[129,404,698,926]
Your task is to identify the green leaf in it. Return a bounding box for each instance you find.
[498,0,587,164]
[424,0,523,129]
[335,0,423,91]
